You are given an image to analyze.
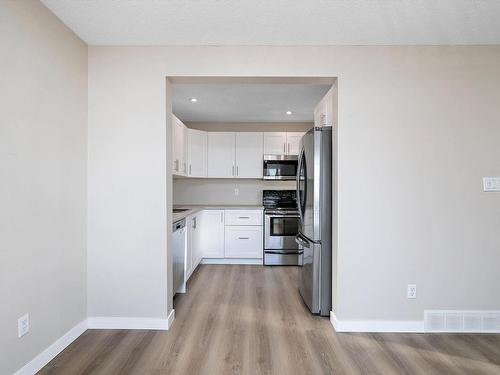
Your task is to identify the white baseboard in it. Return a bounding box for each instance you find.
[87,316,173,330]
[177,282,187,294]
[330,311,424,333]
[201,258,263,265]
[167,309,175,328]
[330,311,340,331]
[15,311,176,375]
[14,319,87,375]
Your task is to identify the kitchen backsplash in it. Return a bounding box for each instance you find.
[173,178,295,205]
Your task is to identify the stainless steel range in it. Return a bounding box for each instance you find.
[263,190,302,266]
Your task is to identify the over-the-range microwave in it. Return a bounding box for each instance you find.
[262,155,298,180]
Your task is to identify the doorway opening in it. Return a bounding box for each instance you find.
[165,76,338,323]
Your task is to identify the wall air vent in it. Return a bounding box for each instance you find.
[424,311,445,332]
[424,310,500,333]
[463,312,482,332]
[482,313,500,332]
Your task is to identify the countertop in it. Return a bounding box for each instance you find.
[173,205,264,223]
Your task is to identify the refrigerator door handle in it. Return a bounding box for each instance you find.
[296,147,305,222]
[295,233,311,248]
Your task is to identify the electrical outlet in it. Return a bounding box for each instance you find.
[18,314,29,337]
[234,188,239,196]
[407,284,417,299]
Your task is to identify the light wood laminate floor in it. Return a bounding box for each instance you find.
[39,265,500,375]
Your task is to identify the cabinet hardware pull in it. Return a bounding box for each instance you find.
[189,164,192,175]
[283,143,286,153]
[236,166,239,176]
[238,216,250,219]
[288,143,290,154]
[232,165,235,176]
[238,237,250,240]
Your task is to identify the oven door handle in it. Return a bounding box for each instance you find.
[295,233,311,248]
[265,214,300,218]
[265,250,304,255]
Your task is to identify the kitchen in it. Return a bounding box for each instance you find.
[170,79,336,317]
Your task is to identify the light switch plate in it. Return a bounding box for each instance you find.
[483,177,500,192]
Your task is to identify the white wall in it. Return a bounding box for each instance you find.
[186,122,312,132]
[87,45,500,325]
[0,1,88,374]
[87,52,170,318]
[174,178,295,206]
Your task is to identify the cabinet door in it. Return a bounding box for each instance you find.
[187,129,207,177]
[224,226,263,259]
[172,114,187,175]
[235,132,263,178]
[191,214,202,269]
[286,132,305,155]
[263,132,287,155]
[207,132,236,177]
[185,216,194,280]
[199,210,225,258]
[314,87,333,127]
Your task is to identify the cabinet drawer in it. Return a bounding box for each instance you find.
[225,210,262,226]
[224,226,263,259]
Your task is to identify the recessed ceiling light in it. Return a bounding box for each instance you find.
[286,110,292,115]
[190,98,198,103]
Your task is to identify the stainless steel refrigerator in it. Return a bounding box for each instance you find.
[296,126,332,316]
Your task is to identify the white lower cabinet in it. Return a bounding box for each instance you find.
[191,214,202,269]
[184,208,263,271]
[186,213,202,281]
[185,216,193,279]
[198,210,225,258]
[225,209,263,226]
[224,209,263,260]
[224,226,263,258]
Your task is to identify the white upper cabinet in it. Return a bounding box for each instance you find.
[286,132,305,155]
[263,132,287,155]
[187,129,207,177]
[172,114,187,175]
[207,132,236,178]
[235,132,263,178]
[314,86,334,127]
[207,132,263,178]
[263,132,305,156]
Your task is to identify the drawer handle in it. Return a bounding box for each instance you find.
[238,237,250,240]
[238,216,250,219]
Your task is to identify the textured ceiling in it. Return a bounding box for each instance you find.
[41,0,500,45]
[172,84,331,122]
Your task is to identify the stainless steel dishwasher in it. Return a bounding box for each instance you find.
[172,218,186,296]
